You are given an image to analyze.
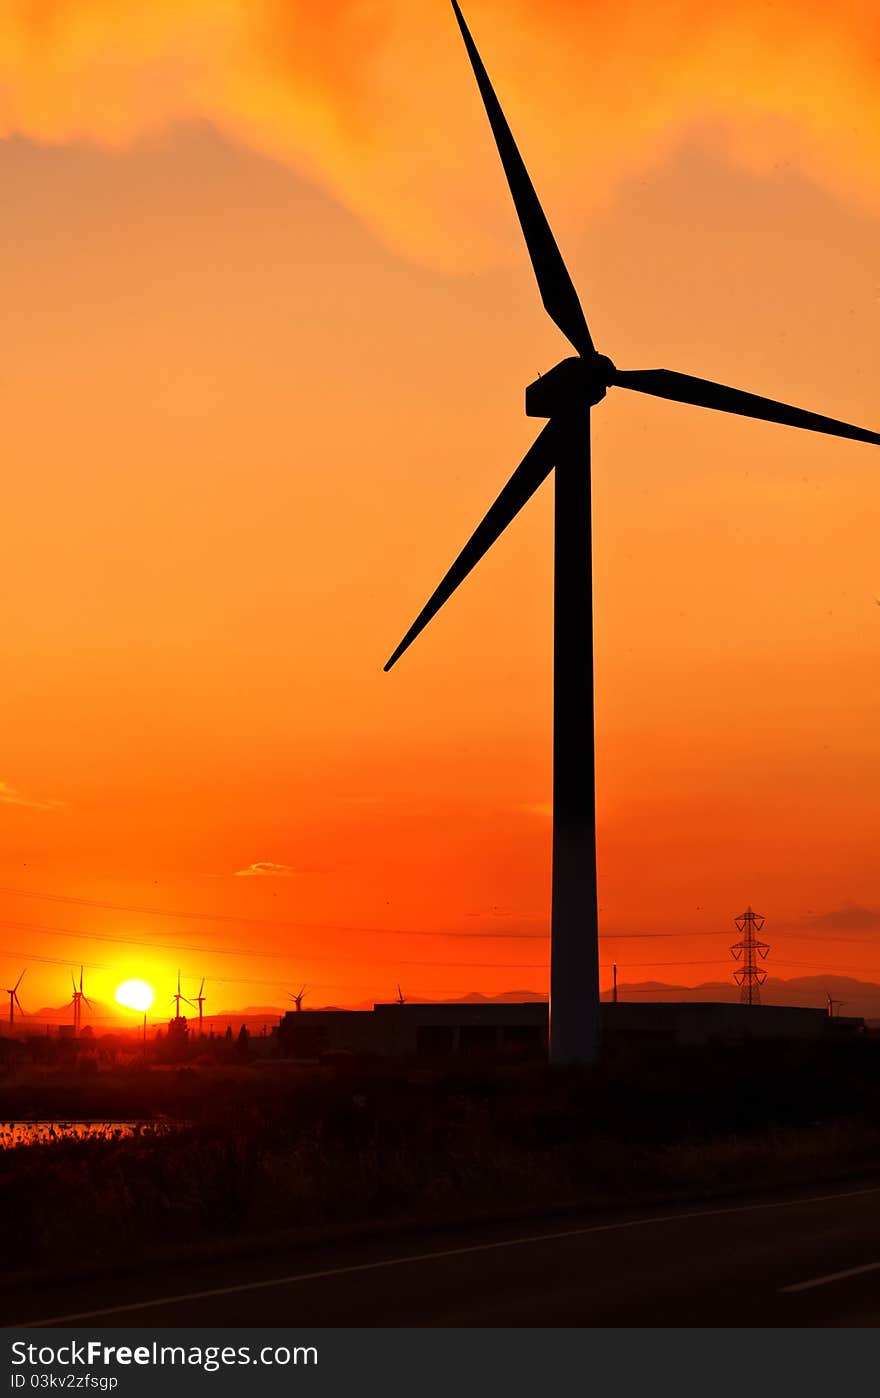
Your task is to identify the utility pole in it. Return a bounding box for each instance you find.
[730,906,769,1005]
[612,963,618,1004]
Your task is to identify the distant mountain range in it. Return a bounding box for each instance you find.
[14,977,880,1032]
[20,1002,291,1033]
[19,990,548,1033]
[597,975,880,1020]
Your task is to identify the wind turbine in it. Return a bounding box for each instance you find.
[5,970,25,1028]
[171,970,194,1021]
[193,977,207,1035]
[384,0,880,1064]
[396,984,406,1007]
[69,966,92,1038]
[289,986,307,1013]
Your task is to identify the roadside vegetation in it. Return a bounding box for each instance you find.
[3,1039,880,1291]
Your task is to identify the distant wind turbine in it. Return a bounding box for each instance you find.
[5,970,25,1028]
[171,970,194,1020]
[193,977,207,1035]
[69,966,92,1038]
[384,0,880,1064]
[289,986,307,1013]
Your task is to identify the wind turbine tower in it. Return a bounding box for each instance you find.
[193,978,207,1035]
[5,970,25,1029]
[384,0,880,1064]
[70,966,92,1038]
[171,970,194,1021]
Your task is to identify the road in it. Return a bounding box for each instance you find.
[11,1182,880,1327]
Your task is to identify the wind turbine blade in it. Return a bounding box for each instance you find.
[82,996,93,1010]
[450,1,593,356]
[384,422,556,671]
[612,367,880,447]
[13,970,25,992]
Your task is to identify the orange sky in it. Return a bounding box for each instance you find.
[1,1,879,1016]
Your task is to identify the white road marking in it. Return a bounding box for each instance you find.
[781,1260,880,1294]
[21,1183,880,1326]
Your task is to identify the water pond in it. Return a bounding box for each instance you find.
[0,1120,171,1149]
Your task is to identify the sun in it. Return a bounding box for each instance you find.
[115,979,155,1013]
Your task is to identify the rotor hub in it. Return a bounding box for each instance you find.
[525,353,617,418]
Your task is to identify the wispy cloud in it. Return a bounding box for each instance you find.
[234,861,296,878]
[0,780,61,812]
[803,904,880,932]
[1,2,879,270]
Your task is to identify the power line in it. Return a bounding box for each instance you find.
[0,948,108,971]
[11,912,880,979]
[0,887,753,942]
[3,883,879,950]
[10,883,880,1008]
[0,916,554,973]
[0,885,550,941]
[771,958,880,976]
[1,910,746,975]
[0,917,289,962]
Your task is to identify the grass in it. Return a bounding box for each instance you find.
[4,1039,880,1287]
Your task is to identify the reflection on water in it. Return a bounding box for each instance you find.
[0,1120,171,1149]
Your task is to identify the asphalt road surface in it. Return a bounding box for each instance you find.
[12,1182,880,1327]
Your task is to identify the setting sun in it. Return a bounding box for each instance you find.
[115,979,155,1014]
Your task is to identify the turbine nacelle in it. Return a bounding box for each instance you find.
[525,354,616,418]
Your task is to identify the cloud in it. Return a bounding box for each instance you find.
[234,861,296,877]
[803,904,880,932]
[1,2,880,269]
[0,779,61,811]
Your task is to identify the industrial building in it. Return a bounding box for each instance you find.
[278,1000,864,1059]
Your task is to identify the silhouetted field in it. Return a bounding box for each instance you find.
[0,1061,312,1122]
[3,1040,880,1285]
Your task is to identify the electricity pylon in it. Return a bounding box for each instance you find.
[730,906,769,1005]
